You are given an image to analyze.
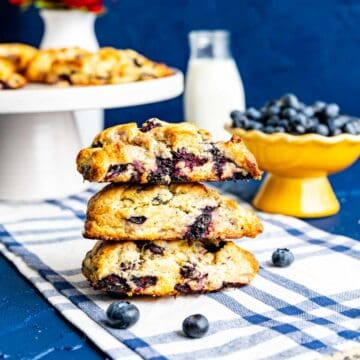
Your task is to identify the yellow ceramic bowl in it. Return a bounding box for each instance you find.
[226,125,360,218]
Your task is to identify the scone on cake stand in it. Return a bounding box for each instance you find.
[0,73,183,201]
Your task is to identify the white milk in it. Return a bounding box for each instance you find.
[184,58,245,140]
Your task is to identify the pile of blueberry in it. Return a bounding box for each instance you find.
[231,93,360,136]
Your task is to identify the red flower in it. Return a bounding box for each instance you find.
[9,0,31,5]
[63,0,103,12]
[8,0,104,12]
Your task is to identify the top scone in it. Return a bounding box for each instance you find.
[77,118,262,184]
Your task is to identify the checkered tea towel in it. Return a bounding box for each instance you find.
[0,186,359,360]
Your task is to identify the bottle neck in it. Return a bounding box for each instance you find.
[189,30,232,59]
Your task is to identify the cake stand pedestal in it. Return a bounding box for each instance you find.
[0,71,183,201]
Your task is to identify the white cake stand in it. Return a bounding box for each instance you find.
[0,71,183,201]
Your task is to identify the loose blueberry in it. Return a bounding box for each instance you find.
[332,128,342,136]
[313,101,326,112]
[263,126,275,134]
[302,117,316,131]
[294,125,306,134]
[282,93,300,109]
[306,117,319,129]
[233,115,249,129]
[266,105,281,117]
[315,124,330,136]
[278,119,289,128]
[271,248,294,267]
[230,110,243,120]
[266,116,280,126]
[106,301,140,329]
[324,103,340,118]
[282,108,297,119]
[333,116,349,129]
[343,122,358,135]
[302,106,314,117]
[253,122,264,130]
[246,120,263,130]
[246,107,261,120]
[292,113,307,126]
[273,126,285,133]
[182,314,209,338]
[326,118,339,135]
[350,119,360,134]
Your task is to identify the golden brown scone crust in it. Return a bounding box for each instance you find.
[0,58,26,89]
[46,47,173,85]
[0,43,37,72]
[26,47,172,85]
[77,119,262,184]
[25,47,90,82]
[84,182,263,241]
[82,239,259,297]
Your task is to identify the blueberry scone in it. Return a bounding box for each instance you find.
[25,47,90,83]
[0,43,38,72]
[0,58,27,89]
[45,47,173,85]
[84,182,263,241]
[82,239,259,296]
[77,119,262,184]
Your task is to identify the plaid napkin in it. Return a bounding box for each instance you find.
[0,186,359,360]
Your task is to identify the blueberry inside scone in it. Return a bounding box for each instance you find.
[82,239,259,297]
[84,183,263,241]
[76,119,262,184]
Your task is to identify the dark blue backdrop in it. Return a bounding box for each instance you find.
[1,0,360,128]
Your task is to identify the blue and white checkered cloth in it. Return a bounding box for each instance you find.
[0,186,359,360]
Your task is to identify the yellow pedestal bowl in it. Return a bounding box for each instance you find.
[226,125,360,218]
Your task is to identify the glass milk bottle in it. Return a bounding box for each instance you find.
[184,30,245,140]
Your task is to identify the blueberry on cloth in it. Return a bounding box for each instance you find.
[106,301,140,329]
[271,248,294,267]
[183,314,209,338]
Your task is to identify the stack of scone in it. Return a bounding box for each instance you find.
[77,119,263,297]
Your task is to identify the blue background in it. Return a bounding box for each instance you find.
[1,0,360,127]
[0,1,359,358]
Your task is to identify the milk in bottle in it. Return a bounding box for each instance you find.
[184,30,245,141]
